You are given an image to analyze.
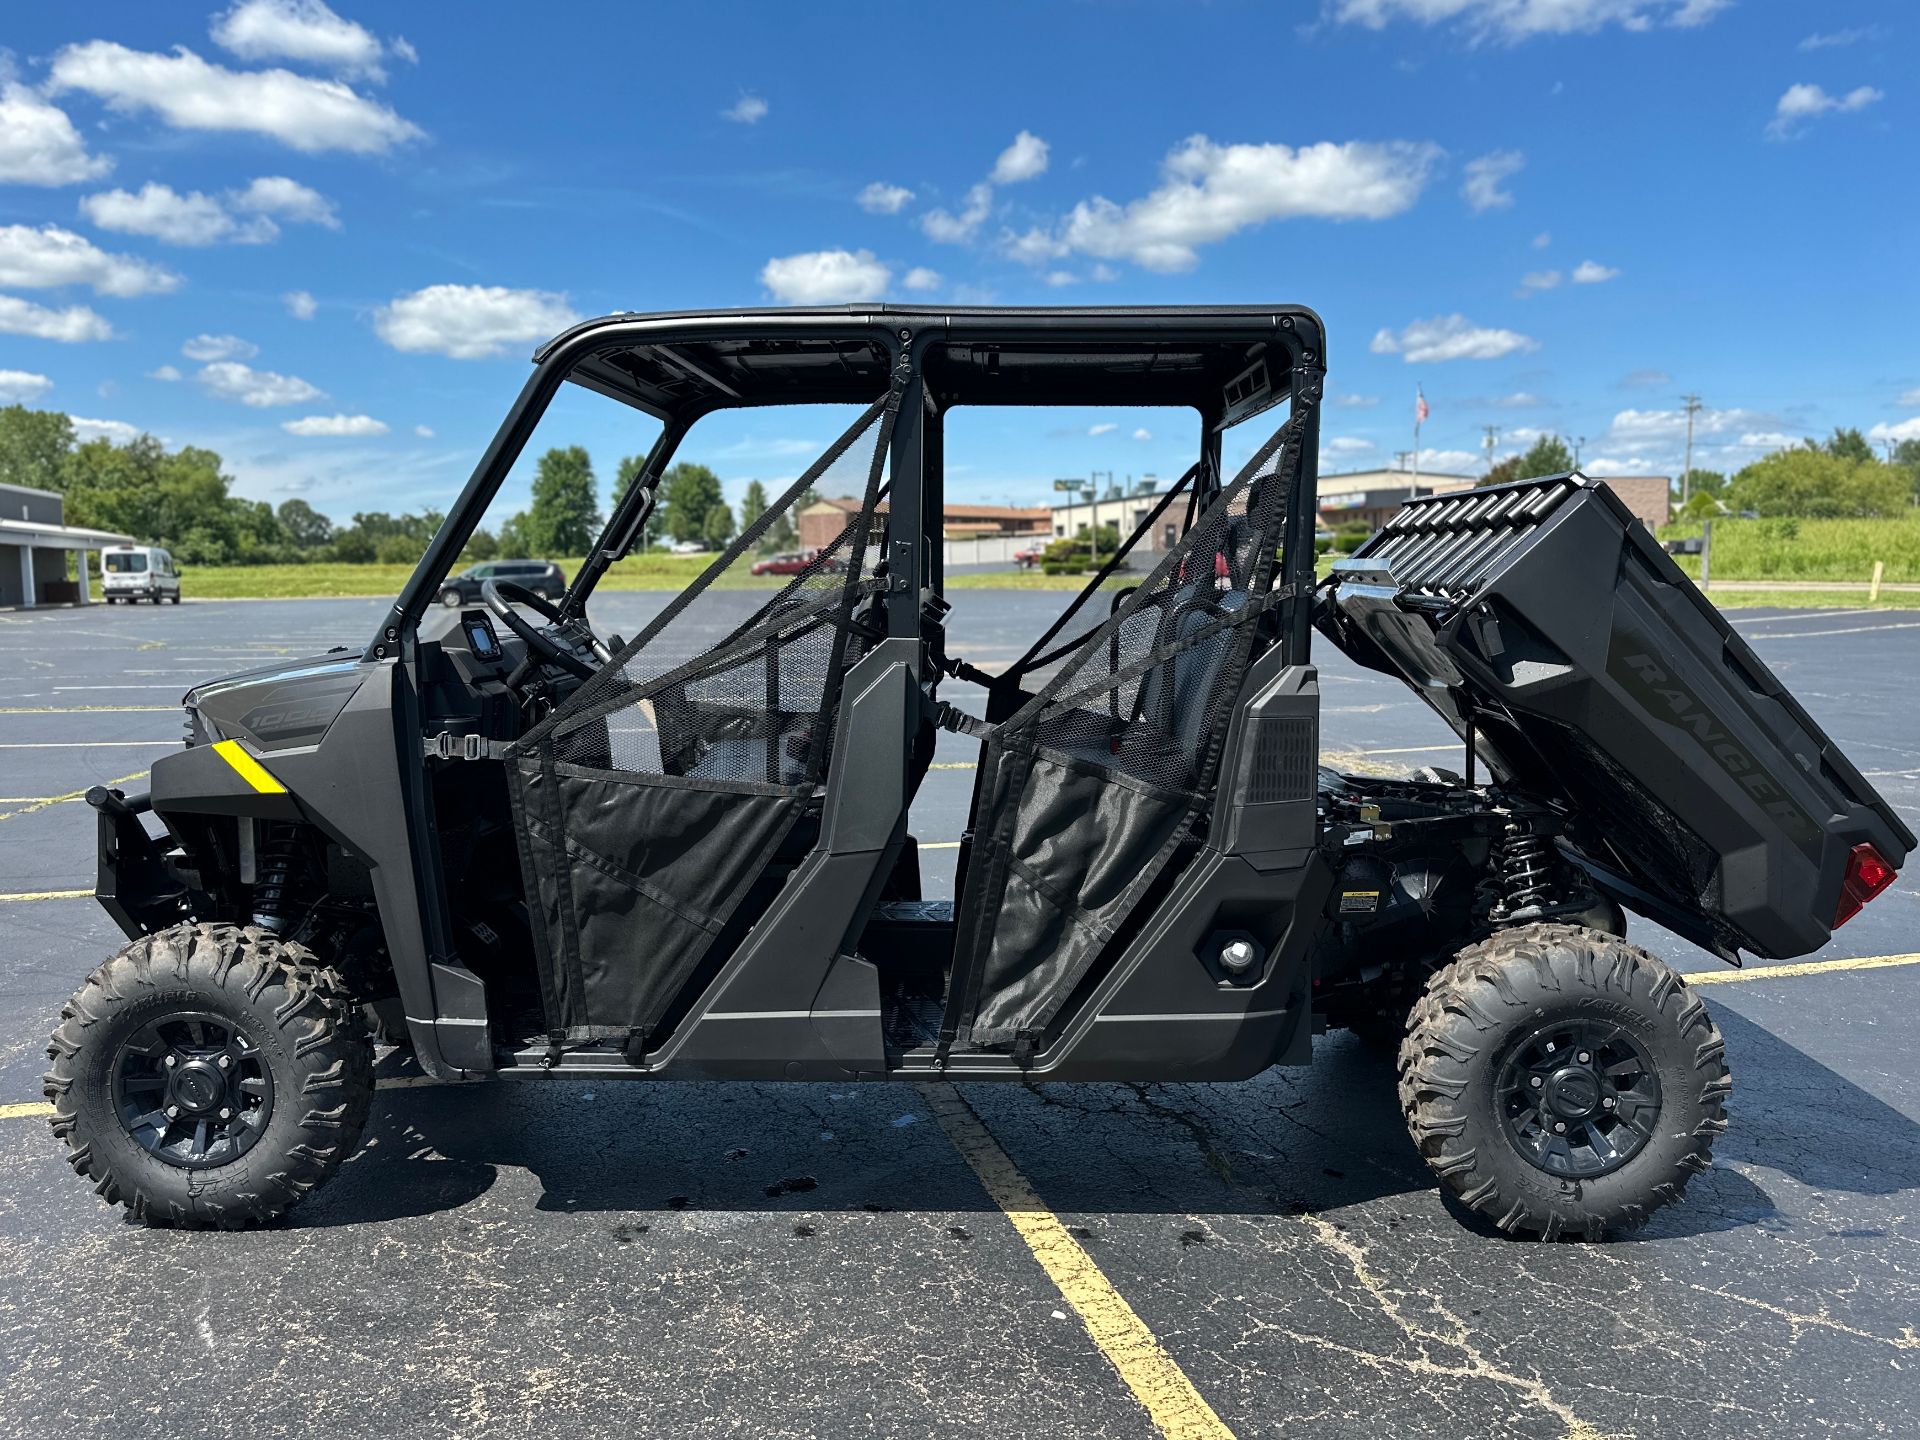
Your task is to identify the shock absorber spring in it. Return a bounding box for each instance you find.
[1498,827,1556,914]
[252,823,315,930]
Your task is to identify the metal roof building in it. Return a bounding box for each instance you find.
[0,482,134,608]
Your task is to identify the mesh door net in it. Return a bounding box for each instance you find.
[506,395,895,1046]
[945,410,1301,1050]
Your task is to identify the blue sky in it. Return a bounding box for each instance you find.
[0,0,1913,526]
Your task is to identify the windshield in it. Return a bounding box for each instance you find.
[105,553,148,573]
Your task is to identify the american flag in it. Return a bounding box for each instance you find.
[1415,387,1430,425]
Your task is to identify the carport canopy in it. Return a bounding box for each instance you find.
[0,516,136,607]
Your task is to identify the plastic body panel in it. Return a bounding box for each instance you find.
[1322,475,1913,959]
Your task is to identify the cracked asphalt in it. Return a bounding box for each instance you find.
[0,596,1915,1439]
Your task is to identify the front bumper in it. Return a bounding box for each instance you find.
[88,788,193,941]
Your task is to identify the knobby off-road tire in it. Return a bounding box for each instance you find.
[44,923,373,1228]
[1399,923,1730,1239]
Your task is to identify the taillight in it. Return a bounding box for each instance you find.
[1834,843,1897,928]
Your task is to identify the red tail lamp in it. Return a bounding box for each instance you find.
[1834,843,1897,928]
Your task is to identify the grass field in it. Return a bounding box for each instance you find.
[1660,513,1920,583]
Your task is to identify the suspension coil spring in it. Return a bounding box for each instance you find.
[1497,828,1556,913]
[252,823,313,929]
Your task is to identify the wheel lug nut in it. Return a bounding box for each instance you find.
[1530,1076,1543,1089]
[218,1108,231,1120]
[217,1055,231,1069]
[164,1055,177,1068]
[1554,1121,1567,1133]
[1577,1051,1590,1064]
[166,1106,179,1118]
[1602,1097,1615,1109]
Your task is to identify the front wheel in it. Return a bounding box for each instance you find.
[440,589,462,607]
[1399,923,1729,1239]
[44,923,373,1228]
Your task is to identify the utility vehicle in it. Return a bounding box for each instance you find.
[101,544,182,605]
[47,306,1911,1236]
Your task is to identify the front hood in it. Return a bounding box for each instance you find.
[186,650,372,751]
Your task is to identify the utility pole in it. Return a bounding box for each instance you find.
[1393,450,1414,475]
[1482,424,1501,474]
[1573,435,1585,470]
[1680,394,1703,505]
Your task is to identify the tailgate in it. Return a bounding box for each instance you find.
[1317,475,1914,960]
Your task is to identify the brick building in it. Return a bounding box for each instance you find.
[797,496,1051,551]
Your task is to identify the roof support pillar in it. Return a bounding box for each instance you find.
[16,542,33,610]
[76,548,91,604]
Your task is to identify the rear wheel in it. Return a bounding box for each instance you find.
[1399,923,1729,1239]
[44,923,373,1228]
[440,589,461,607]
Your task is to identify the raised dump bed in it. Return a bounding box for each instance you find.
[1319,473,1913,961]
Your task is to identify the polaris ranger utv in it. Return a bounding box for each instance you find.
[47,306,1911,1237]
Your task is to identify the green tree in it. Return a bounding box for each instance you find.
[522,445,601,556]
[1728,448,1909,519]
[1675,468,1726,499]
[1477,434,1575,488]
[611,453,648,510]
[1822,427,1875,464]
[1678,489,1725,521]
[739,480,771,549]
[0,406,74,494]
[1890,438,1920,506]
[276,498,334,550]
[701,500,736,549]
[496,512,530,558]
[656,462,725,544]
[1478,454,1526,488]
[463,527,500,562]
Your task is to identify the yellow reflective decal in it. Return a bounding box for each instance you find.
[212,739,288,795]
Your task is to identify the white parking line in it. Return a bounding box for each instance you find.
[1747,621,1920,642]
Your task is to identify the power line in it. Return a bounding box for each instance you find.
[1680,394,1703,504]
[1482,424,1501,473]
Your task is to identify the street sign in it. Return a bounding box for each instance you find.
[1052,479,1082,492]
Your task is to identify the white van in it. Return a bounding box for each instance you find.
[101,546,182,605]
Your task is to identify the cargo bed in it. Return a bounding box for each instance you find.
[1317,474,1913,960]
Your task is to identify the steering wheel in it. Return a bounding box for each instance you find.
[480,579,610,682]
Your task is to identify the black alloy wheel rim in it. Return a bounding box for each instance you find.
[1494,1018,1662,1179]
[111,1011,275,1169]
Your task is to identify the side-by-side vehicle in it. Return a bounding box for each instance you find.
[47,306,1911,1237]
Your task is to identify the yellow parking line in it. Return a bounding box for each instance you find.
[1688,952,1920,985]
[0,1102,54,1121]
[0,888,92,902]
[928,761,977,770]
[922,1083,1236,1440]
[0,705,179,714]
[0,769,148,823]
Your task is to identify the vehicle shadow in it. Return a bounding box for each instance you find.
[289,1004,1917,1234]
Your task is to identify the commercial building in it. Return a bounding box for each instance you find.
[1316,468,1477,532]
[798,496,1051,552]
[0,482,134,608]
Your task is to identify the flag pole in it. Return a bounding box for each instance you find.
[1411,385,1424,499]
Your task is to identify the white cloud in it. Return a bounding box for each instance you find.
[284,288,317,319]
[722,95,769,124]
[1413,447,1485,472]
[1604,405,1780,447]
[1800,27,1882,50]
[0,370,54,403]
[1767,82,1883,140]
[1516,268,1561,296]
[0,224,179,296]
[413,423,434,438]
[990,130,1050,184]
[0,83,113,186]
[1572,259,1619,283]
[1532,230,1551,248]
[1899,388,1920,408]
[0,295,115,343]
[48,41,424,154]
[1088,423,1119,436]
[283,412,388,436]
[759,249,890,305]
[1003,225,1071,265]
[1581,454,1667,477]
[211,0,386,73]
[1132,428,1152,441]
[80,175,337,246]
[149,364,183,381]
[1044,270,1079,287]
[1326,436,1375,454]
[1867,417,1920,445]
[1089,263,1119,282]
[182,333,259,361]
[1336,393,1380,408]
[1737,431,1798,449]
[1370,314,1538,363]
[233,175,340,227]
[1462,150,1522,212]
[858,182,914,215]
[1038,135,1441,273]
[198,360,324,407]
[71,416,141,443]
[1329,0,1729,42]
[902,266,941,292]
[374,283,580,359]
[1497,391,1545,407]
[922,183,993,244]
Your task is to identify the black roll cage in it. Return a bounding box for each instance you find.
[370,304,1327,667]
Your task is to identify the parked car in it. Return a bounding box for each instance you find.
[750,552,810,576]
[1013,545,1045,570]
[100,545,182,604]
[438,559,565,607]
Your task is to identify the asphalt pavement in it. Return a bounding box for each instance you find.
[0,594,1916,1439]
